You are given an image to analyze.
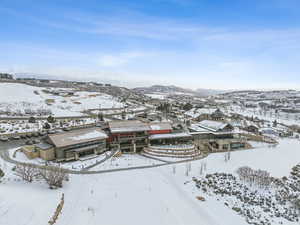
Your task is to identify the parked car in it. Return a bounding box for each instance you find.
[32,132,39,137]
[12,135,21,140]
[55,129,64,133]
[20,134,27,139]
[32,139,41,144]
[0,136,9,142]
[47,130,56,134]
[25,140,33,145]
[39,131,47,136]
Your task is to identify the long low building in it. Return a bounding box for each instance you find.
[47,127,108,161]
[20,121,177,161]
[20,119,249,161]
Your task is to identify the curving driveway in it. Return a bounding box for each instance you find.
[0,139,208,175]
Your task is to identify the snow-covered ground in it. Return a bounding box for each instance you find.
[0,83,124,117]
[225,105,300,126]
[89,154,161,171]
[0,118,97,134]
[1,138,300,225]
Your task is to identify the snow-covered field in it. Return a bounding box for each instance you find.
[89,154,161,171]
[1,138,300,225]
[0,83,124,117]
[226,105,300,126]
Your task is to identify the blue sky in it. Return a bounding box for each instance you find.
[1,0,300,89]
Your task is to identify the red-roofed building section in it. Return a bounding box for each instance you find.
[148,122,172,135]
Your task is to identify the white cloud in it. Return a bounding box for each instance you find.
[1,6,300,90]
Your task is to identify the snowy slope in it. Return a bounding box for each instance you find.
[1,139,300,225]
[0,83,124,117]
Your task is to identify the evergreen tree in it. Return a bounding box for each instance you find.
[28,116,36,123]
[47,115,55,123]
[43,122,51,130]
[0,168,4,180]
[98,112,104,121]
[182,102,193,111]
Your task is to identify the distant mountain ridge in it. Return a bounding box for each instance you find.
[13,73,229,96]
[133,85,196,94]
[196,88,230,96]
[133,85,229,96]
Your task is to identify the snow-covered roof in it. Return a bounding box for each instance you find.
[108,120,150,134]
[149,132,192,140]
[184,108,216,118]
[149,122,172,131]
[259,127,285,134]
[34,142,53,150]
[194,120,232,132]
[189,124,211,133]
[244,120,259,128]
[48,128,108,148]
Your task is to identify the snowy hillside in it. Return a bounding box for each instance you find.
[0,83,124,117]
[1,139,300,225]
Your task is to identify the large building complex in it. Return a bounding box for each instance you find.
[20,119,251,162]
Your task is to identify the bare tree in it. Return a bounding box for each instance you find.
[0,167,4,181]
[38,167,69,189]
[188,162,192,172]
[199,163,204,175]
[292,198,300,216]
[224,151,231,162]
[185,163,189,176]
[236,166,272,189]
[14,164,38,182]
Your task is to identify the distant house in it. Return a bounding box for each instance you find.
[259,127,292,137]
[39,79,50,83]
[52,90,74,96]
[230,113,244,120]
[0,73,13,80]
[210,109,225,121]
[259,127,279,136]
[245,103,258,108]
[192,108,225,121]
[244,124,259,134]
[195,120,234,133]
